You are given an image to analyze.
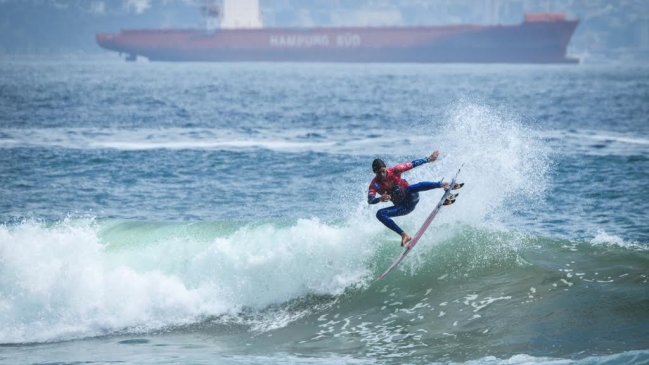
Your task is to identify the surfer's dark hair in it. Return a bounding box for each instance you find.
[372,159,386,172]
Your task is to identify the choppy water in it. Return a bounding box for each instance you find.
[1,56,648,365]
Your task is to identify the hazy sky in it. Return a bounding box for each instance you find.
[0,0,647,60]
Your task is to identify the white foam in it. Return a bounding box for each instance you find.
[535,129,649,156]
[462,349,649,365]
[0,127,424,155]
[590,230,645,250]
[0,219,234,343]
[0,215,380,343]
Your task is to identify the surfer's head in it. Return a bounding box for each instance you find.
[372,159,386,172]
[372,159,387,179]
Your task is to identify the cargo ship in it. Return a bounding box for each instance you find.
[96,0,579,64]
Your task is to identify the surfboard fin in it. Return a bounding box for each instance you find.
[443,193,459,206]
[443,198,456,206]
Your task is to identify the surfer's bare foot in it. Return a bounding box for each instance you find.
[400,232,412,247]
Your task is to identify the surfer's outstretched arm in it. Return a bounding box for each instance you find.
[389,150,441,175]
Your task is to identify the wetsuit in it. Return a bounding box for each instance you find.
[367,158,443,235]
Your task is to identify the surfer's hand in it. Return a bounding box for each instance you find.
[441,182,450,190]
[380,193,391,202]
[428,150,440,162]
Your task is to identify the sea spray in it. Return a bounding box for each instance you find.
[439,102,549,220]
[371,101,550,255]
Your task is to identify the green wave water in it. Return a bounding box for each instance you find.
[1,218,647,365]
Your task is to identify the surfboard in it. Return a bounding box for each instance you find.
[375,167,462,281]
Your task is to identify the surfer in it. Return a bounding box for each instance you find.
[368,150,449,247]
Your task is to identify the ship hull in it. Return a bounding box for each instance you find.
[96,19,579,64]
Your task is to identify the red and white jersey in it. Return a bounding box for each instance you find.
[367,161,415,202]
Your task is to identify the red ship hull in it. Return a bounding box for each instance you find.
[96,16,579,63]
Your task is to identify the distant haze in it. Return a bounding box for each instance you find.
[0,0,647,63]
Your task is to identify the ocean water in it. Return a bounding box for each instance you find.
[0,56,648,365]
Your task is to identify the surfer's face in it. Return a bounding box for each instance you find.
[375,167,387,180]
